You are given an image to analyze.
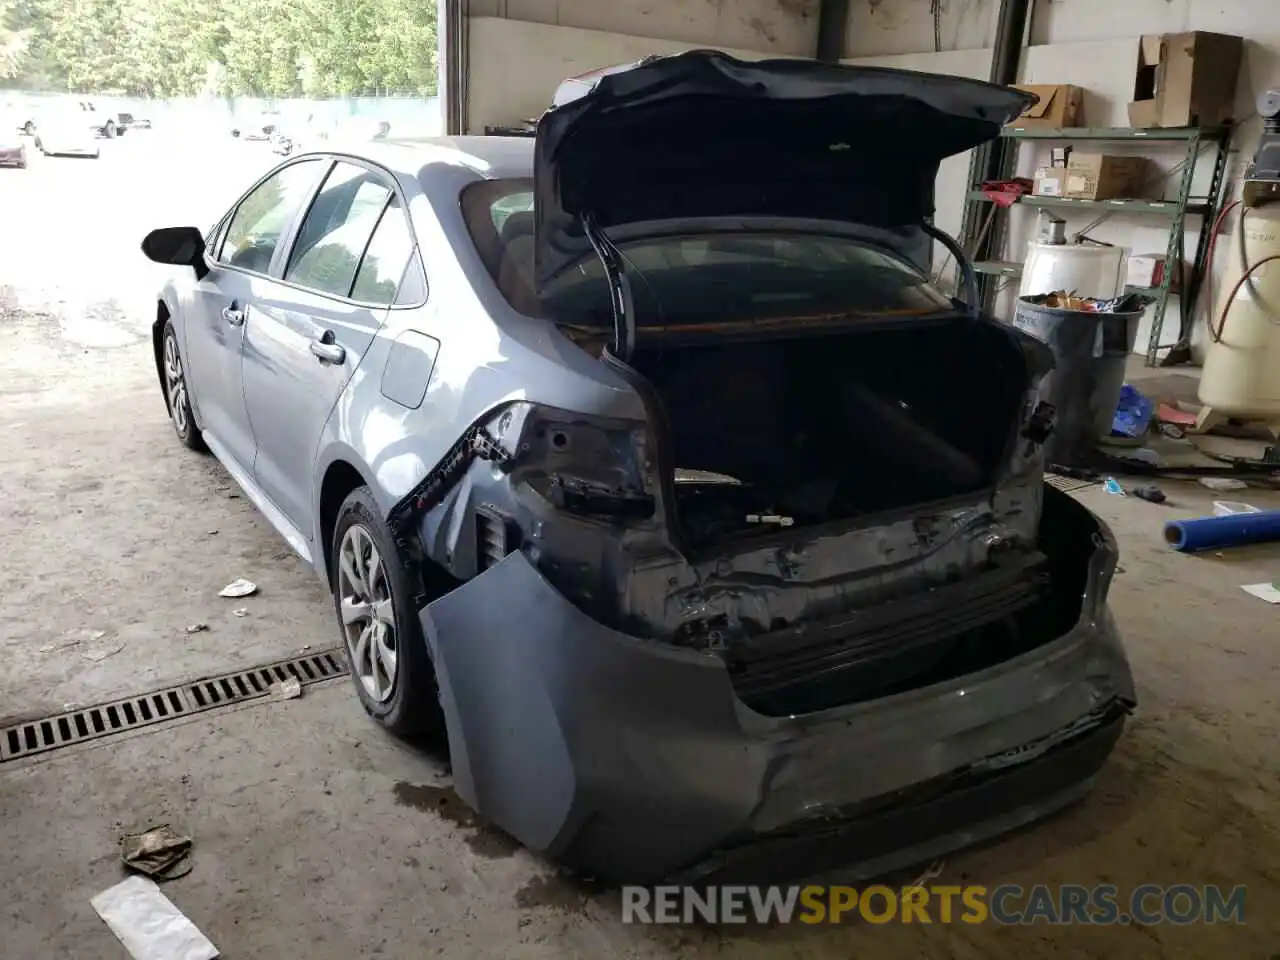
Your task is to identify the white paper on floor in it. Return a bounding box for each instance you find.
[91,875,218,960]
[1241,582,1280,605]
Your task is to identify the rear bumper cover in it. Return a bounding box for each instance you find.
[421,550,1134,883]
[0,145,25,165]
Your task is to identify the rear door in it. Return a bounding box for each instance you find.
[242,159,419,538]
[183,157,328,471]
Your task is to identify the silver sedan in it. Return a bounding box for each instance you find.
[141,51,1135,884]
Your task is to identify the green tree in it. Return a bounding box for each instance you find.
[4,0,438,97]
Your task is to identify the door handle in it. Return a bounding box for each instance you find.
[309,333,346,365]
[221,303,245,326]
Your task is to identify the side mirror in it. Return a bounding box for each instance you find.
[142,226,209,280]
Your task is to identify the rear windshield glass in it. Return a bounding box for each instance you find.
[461,178,952,325]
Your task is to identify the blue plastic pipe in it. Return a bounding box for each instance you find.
[1164,508,1280,553]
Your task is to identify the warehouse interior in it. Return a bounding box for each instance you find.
[2,1,1280,957]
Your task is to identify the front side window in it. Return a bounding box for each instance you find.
[284,161,393,298]
[218,159,326,274]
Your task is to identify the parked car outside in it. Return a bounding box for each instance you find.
[33,106,101,158]
[74,99,118,138]
[230,110,282,140]
[5,101,39,136]
[140,51,1135,885]
[0,126,27,167]
[114,111,135,134]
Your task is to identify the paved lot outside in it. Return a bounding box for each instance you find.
[1,127,1279,959]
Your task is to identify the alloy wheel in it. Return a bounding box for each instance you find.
[163,331,189,435]
[337,525,398,703]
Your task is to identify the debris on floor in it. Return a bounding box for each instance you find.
[184,623,209,635]
[81,638,125,663]
[1103,478,1126,496]
[91,875,217,960]
[120,824,194,881]
[1156,402,1198,428]
[39,628,106,654]
[1241,582,1280,604]
[1128,483,1167,504]
[275,677,302,700]
[218,578,257,598]
[1164,508,1280,553]
[1200,477,1249,492]
[1214,500,1261,517]
[1112,383,1156,439]
[233,608,249,618]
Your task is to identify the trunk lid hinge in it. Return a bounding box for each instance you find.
[582,214,636,360]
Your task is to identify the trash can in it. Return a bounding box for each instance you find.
[1013,296,1144,469]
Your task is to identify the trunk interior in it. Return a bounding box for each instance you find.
[626,317,1033,551]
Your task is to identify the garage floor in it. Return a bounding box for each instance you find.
[3,134,1279,958]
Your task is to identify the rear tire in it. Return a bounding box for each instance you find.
[332,486,445,738]
[162,320,206,451]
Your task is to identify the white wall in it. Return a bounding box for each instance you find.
[468,0,820,56]
[842,0,1279,360]
[843,0,1001,57]
[466,17,783,132]
[463,0,820,132]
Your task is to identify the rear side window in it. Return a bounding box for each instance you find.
[284,161,393,298]
[218,159,326,274]
[350,195,417,305]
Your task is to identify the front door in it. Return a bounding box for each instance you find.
[184,158,329,472]
[242,160,417,537]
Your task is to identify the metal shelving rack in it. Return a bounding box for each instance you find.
[957,126,1232,365]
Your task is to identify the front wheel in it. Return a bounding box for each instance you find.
[332,486,444,738]
[162,320,206,451]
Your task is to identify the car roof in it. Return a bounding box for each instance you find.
[305,135,535,184]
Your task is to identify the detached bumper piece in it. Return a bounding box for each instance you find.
[421,551,1134,884]
[682,703,1127,886]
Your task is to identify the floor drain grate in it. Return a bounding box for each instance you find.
[0,649,347,763]
[1046,472,1099,494]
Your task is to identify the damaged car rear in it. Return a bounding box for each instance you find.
[400,53,1135,884]
[145,50,1135,886]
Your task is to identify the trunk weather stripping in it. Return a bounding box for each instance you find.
[583,214,636,360]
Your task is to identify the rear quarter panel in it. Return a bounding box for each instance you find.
[310,159,646,579]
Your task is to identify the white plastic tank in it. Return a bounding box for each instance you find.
[1020,241,1128,300]
[1198,203,1280,424]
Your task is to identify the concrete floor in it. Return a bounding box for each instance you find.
[3,133,1280,958]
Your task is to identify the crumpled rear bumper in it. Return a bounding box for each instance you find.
[421,550,1134,883]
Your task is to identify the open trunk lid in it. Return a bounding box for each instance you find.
[532,50,1034,292]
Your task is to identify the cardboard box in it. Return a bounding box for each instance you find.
[1062,154,1149,201]
[1128,31,1243,129]
[1126,254,1183,292]
[1009,84,1085,129]
[1033,167,1070,198]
